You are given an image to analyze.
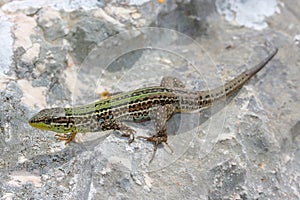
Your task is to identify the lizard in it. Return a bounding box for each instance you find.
[29,48,278,162]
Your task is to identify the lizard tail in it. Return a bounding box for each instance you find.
[223,47,278,98]
[245,48,278,80]
[203,47,278,102]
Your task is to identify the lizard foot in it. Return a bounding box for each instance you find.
[137,134,173,163]
[121,133,135,144]
[55,132,77,144]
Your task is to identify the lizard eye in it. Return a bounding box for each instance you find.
[45,118,52,124]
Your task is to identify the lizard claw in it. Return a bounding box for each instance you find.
[137,135,173,163]
[121,133,135,144]
[55,132,77,144]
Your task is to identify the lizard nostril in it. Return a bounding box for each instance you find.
[28,117,36,124]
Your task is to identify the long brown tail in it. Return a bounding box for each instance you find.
[207,48,278,101]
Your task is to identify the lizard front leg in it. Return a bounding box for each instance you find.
[116,123,136,144]
[55,131,77,144]
[101,120,136,144]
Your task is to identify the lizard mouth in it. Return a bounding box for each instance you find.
[28,117,51,131]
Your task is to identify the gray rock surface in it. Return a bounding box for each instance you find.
[0,0,299,199]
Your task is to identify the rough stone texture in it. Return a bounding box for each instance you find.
[0,0,300,199]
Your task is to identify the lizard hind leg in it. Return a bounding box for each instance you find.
[160,76,186,88]
[137,134,173,163]
[137,104,175,163]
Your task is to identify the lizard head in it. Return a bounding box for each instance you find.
[29,107,73,133]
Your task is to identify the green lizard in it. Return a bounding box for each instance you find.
[29,48,278,162]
